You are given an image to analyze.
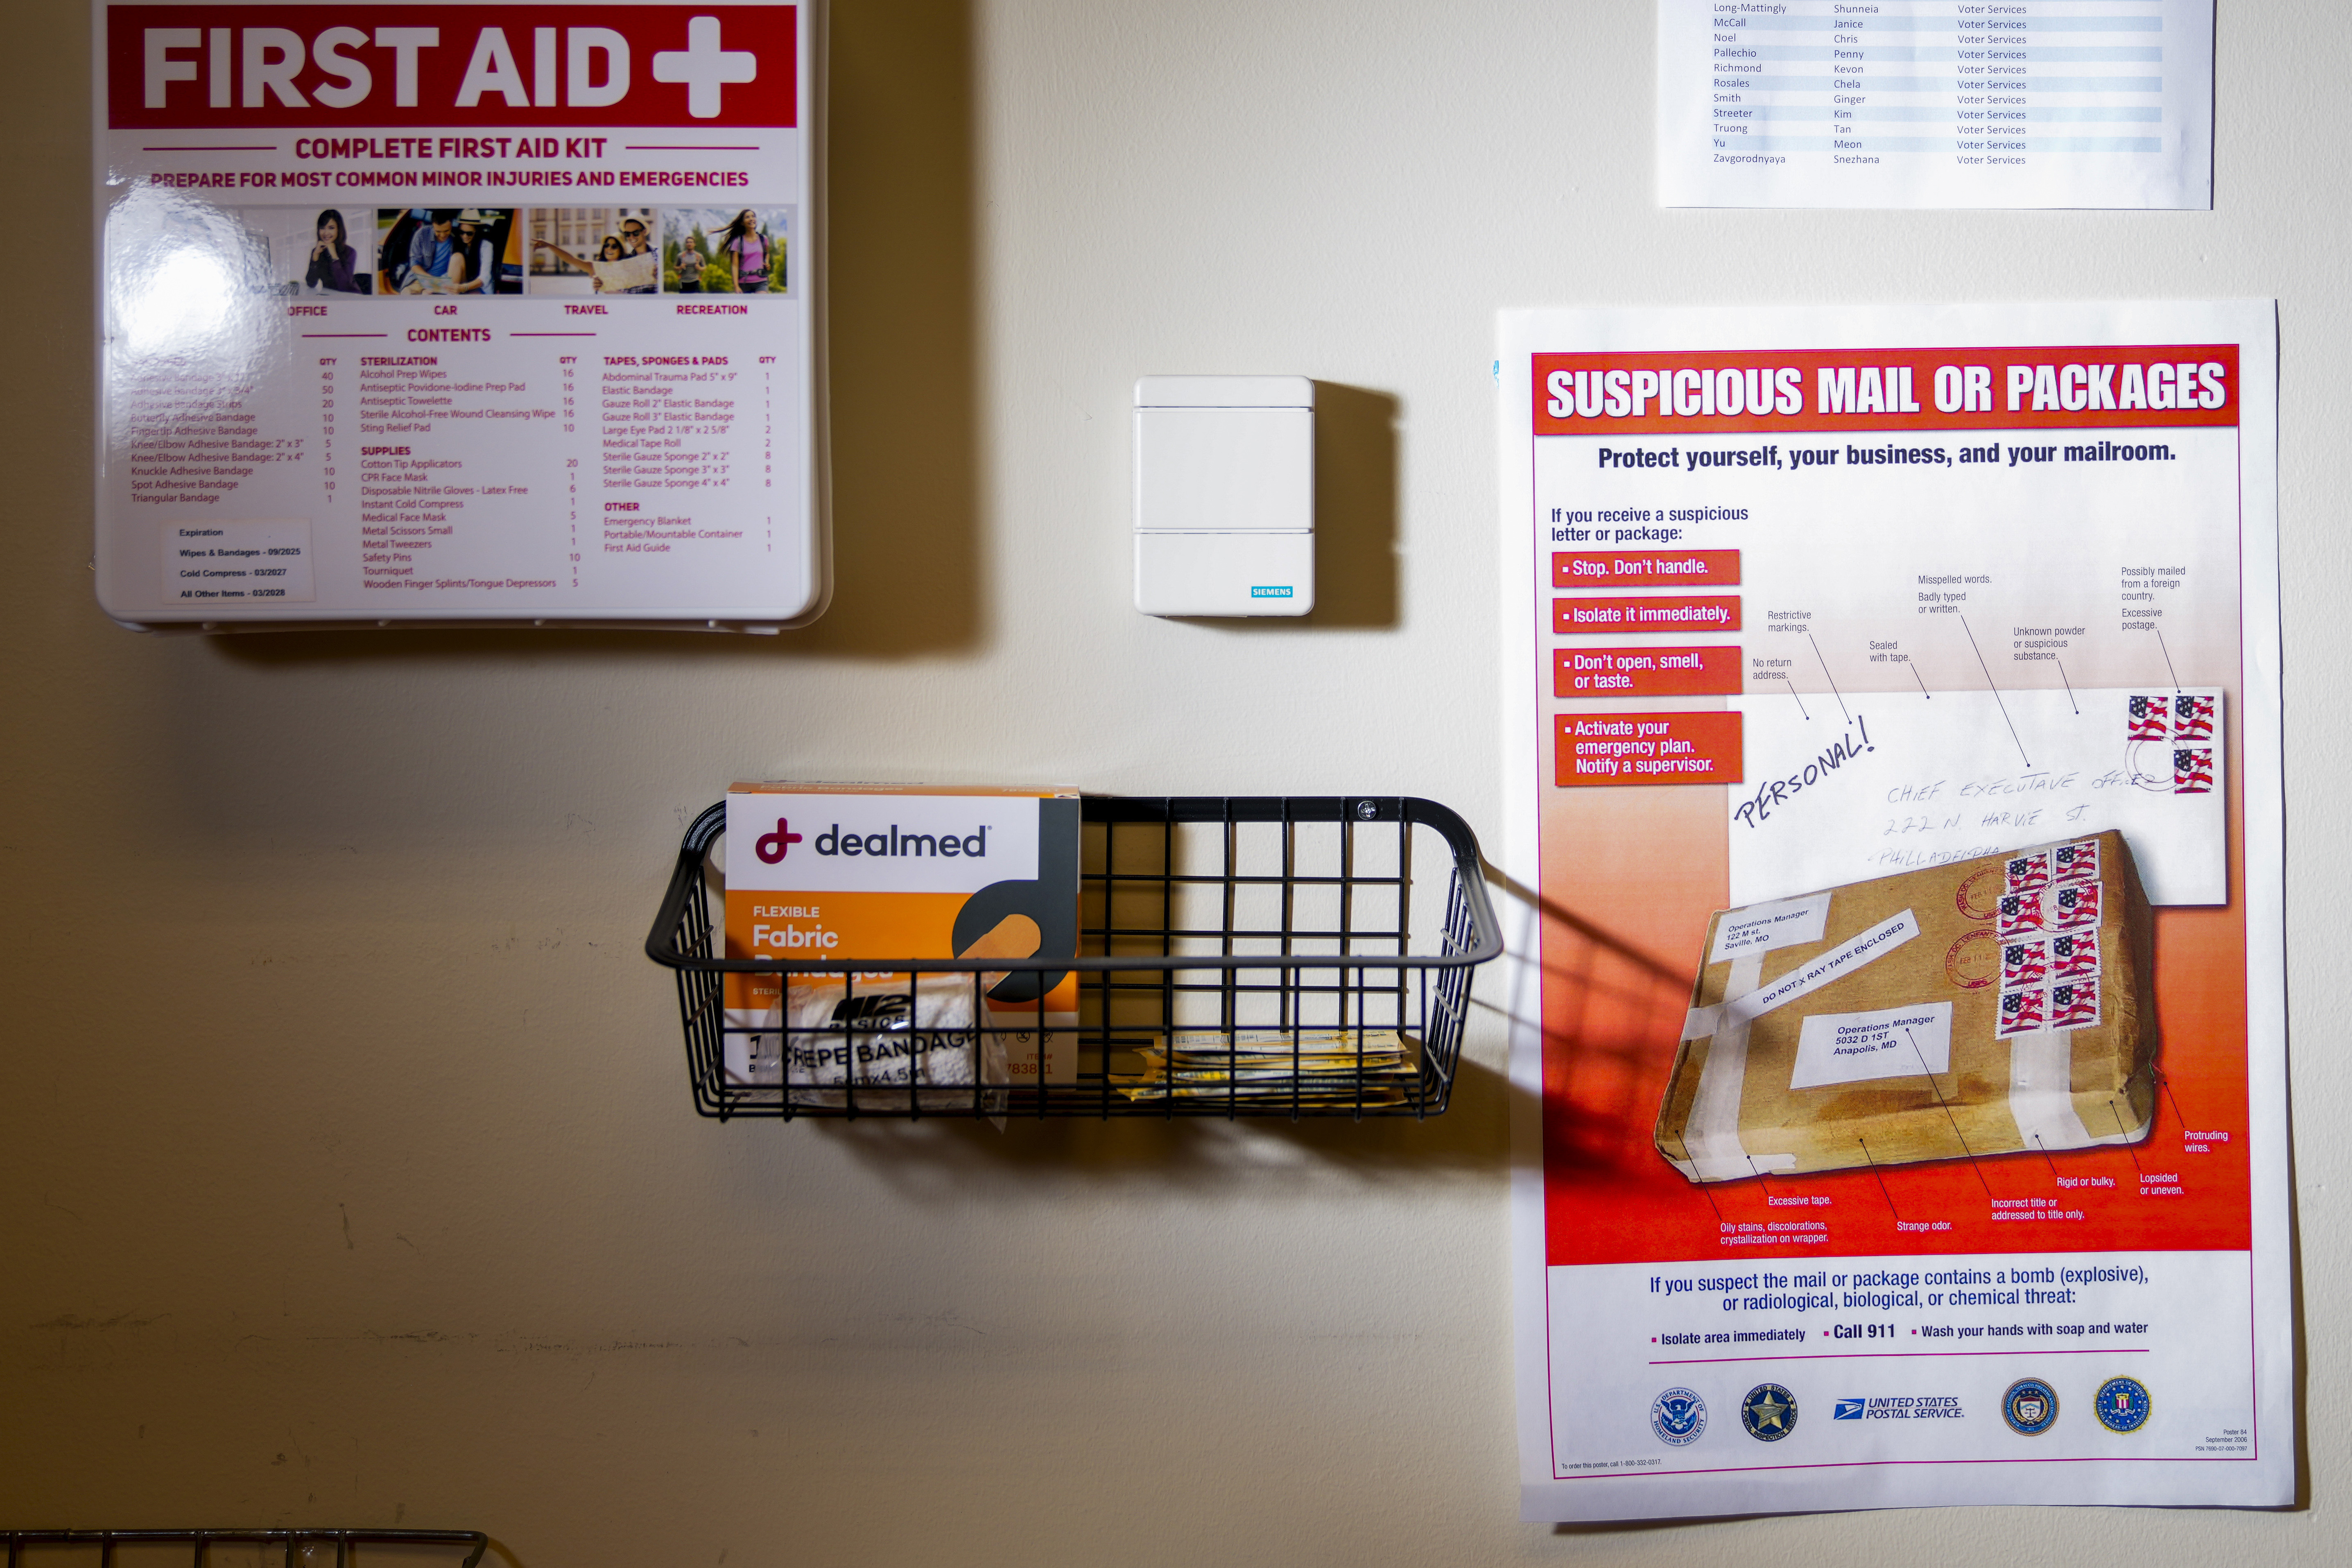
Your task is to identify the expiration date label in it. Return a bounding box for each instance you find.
[1789,1000,1952,1090]
[163,518,314,603]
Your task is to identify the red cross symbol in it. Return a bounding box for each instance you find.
[653,16,759,119]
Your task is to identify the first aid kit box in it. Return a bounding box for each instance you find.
[91,0,827,631]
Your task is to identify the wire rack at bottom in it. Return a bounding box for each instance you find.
[2,1530,485,1566]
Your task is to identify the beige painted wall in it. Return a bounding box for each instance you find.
[2,1,2341,1561]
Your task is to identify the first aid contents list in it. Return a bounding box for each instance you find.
[94,2,823,629]
[1658,0,2214,209]
[127,312,780,604]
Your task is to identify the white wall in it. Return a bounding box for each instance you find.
[1,1,2341,1561]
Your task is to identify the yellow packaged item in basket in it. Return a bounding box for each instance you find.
[1111,1028,1420,1104]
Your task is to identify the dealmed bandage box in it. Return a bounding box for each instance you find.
[1657,829,2155,1182]
[724,784,1081,1095]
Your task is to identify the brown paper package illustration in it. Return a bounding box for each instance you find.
[1657,829,2156,1183]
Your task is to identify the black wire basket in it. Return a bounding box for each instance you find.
[645,795,1502,1120]
[1,1529,486,1566]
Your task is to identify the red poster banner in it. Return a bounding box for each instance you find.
[1555,711,1742,788]
[1554,645,1742,699]
[1553,549,1740,589]
[1554,595,1741,635]
[106,4,797,130]
[1533,345,2241,437]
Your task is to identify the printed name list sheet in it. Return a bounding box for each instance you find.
[1659,0,2214,208]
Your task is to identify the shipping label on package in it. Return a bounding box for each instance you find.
[722,785,1081,1092]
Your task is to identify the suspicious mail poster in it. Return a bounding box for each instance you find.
[1499,301,2289,1519]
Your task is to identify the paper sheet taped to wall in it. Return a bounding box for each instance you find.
[1655,0,2216,211]
[1500,301,2288,1518]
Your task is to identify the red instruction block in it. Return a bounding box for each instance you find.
[1552,550,1740,589]
[1555,711,1743,787]
[1554,595,1742,634]
[1555,645,1742,698]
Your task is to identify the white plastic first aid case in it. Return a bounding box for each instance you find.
[91,1,827,631]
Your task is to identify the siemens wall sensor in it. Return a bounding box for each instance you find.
[1133,376,1313,617]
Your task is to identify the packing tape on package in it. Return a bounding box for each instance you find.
[1678,912,1920,1181]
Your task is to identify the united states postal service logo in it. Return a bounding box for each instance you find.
[1740,1383,1797,1441]
[2002,1377,2060,1436]
[2093,1376,2153,1433]
[1650,1387,1707,1447]
[1833,1397,1865,1421]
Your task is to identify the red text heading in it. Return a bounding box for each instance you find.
[108,4,796,130]
[1533,346,2240,436]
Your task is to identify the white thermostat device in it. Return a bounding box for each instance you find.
[1133,376,1313,617]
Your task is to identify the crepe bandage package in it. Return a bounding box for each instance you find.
[723,784,1082,1102]
[1657,829,2156,1183]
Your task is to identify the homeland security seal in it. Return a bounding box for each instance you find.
[1740,1383,1798,1441]
[1651,1388,1707,1447]
[2002,1377,2061,1435]
[2093,1376,2153,1433]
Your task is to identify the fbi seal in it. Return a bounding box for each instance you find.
[2093,1376,2152,1433]
[2002,1377,2060,1436]
[1740,1383,1798,1442]
[1651,1387,1707,1447]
